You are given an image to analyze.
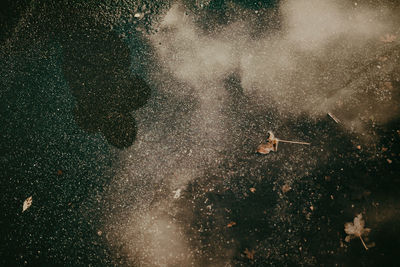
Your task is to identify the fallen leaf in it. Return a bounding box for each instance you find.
[380,34,396,43]
[244,248,255,260]
[378,56,388,62]
[384,82,393,90]
[356,145,361,150]
[381,147,388,152]
[97,230,103,236]
[387,159,392,164]
[257,131,310,154]
[57,169,63,175]
[22,196,32,212]
[250,188,256,193]
[256,142,275,154]
[310,205,314,211]
[344,213,371,250]
[227,221,236,228]
[282,184,291,193]
[257,131,279,154]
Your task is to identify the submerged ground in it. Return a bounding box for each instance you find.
[1,0,399,266]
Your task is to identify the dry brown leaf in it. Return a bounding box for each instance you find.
[256,131,279,154]
[384,82,393,90]
[227,221,236,228]
[256,143,275,154]
[22,196,32,212]
[244,248,255,260]
[344,213,371,250]
[380,34,396,43]
[378,56,388,62]
[387,159,392,164]
[250,187,256,193]
[257,131,310,154]
[282,184,291,193]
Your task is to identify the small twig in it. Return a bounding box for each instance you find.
[359,236,368,250]
[328,112,340,124]
[277,139,311,145]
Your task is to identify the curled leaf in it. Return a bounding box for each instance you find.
[22,196,32,212]
[256,131,279,154]
[256,142,276,154]
[227,221,236,228]
[257,131,310,154]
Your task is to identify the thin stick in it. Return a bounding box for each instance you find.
[328,112,341,124]
[277,139,311,145]
[359,236,368,250]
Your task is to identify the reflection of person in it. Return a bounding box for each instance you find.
[61,20,151,149]
[256,131,279,154]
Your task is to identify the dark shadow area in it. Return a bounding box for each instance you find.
[178,114,399,266]
[61,25,151,148]
[1,2,153,266]
[0,0,31,43]
[172,71,400,266]
[2,0,153,149]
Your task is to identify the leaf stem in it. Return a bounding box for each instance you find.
[277,139,311,145]
[359,236,368,250]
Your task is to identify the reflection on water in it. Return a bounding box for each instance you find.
[62,25,151,148]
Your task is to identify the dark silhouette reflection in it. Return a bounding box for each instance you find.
[61,26,151,148]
